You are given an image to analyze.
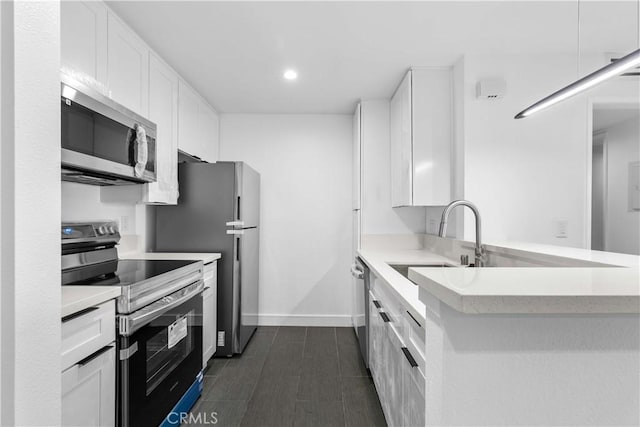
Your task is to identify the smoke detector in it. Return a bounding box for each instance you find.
[476,78,506,99]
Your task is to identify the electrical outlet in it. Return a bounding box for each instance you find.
[429,219,438,234]
[120,215,132,234]
[554,220,569,239]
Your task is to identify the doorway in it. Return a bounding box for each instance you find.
[591,104,640,255]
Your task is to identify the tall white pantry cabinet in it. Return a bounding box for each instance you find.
[61,0,220,204]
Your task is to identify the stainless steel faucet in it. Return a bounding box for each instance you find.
[438,200,486,267]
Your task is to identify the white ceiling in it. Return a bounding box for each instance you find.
[107,1,639,114]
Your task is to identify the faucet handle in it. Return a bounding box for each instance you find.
[460,254,469,265]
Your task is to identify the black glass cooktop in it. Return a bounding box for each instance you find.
[65,259,198,287]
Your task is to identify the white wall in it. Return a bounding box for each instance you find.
[62,183,148,254]
[220,114,353,326]
[1,2,61,425]
[604,116,640,255]
[461,54,588,247]
[459,53,639,249]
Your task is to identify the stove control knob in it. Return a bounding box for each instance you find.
[108,226,116,234]
[97,226,106,235]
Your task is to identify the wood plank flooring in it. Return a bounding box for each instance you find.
[187,326,387,427]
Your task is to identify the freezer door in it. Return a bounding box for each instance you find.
[232,227,259,353]
[235,162,260,228]
[155,162,236,253]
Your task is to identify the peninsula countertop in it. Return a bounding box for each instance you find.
[358,237,640,316]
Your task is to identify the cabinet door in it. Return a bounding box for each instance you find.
[402,344,426,427]
[107,12,149,116]
[383,323,405,427]
[353,103,362,210]
[62,346,116,427]
[177,80,200,158]
[144,53,179,204]
[412,68,452,206]
[390,71,413,207]
[60,1,108,86]
[368,292,384,395]
[202,286,215,367]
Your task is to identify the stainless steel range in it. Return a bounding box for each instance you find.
[62,221,204,427]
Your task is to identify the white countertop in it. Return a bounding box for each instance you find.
[410,266,640,314]
[123,252,222,263]
[359,240,640,315]
[61,286,121,318]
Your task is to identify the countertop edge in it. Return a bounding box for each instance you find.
[122,252,222,263]
[62,286,122,318]
[409,268,640,314]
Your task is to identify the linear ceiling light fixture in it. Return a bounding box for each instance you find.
[514,48,640,119]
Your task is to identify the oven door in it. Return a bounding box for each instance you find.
[118,282,203,427]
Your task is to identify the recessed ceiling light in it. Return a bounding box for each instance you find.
[283,69,298,80]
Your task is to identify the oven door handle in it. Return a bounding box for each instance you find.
[118,280,204,336]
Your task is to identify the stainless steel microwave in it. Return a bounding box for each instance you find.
[60,74,157,186]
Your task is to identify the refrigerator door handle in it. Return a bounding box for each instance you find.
[226,221,244,227]
[227,229,245,235]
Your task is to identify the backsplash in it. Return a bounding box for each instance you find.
[61,182,148,254]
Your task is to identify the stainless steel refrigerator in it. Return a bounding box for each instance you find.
[154,161,260,357]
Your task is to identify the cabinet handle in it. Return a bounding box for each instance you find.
[379,312,390,323]
[62,306,99,323]
[77,345,113,366]
[406,310,422,328]
[401,347,418,368]
[373,300,382,309]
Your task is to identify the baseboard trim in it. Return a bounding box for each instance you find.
[258,314,353,327]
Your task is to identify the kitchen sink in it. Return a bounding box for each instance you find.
[388,263,457,280]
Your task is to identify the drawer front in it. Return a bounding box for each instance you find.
[62,300,116,371]
[62,345,116,427]
[374,278,405,338]
[203,261,217,285]
[405,310,426,369]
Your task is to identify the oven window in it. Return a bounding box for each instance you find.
[145,309,195,395]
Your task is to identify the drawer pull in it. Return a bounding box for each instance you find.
[406,310,422,328]
[373,300,382,309]
[62,306,99,323]
[379,312,390,323]
[77,345,113,366]
[401,347,418,368]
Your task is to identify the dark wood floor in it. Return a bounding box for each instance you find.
[188,326,387,427]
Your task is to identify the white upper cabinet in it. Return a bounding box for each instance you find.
[353,103,362,210]
[60,1,108,87]
[390,68,452,207]
[107,12,149,117]
[178,80,219,163]
[144,53,179,204]
[390,72,413,207]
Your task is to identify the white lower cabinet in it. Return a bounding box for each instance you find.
[202,261,218,367]
[62,345,116,427]
[403,354,426,427]
[369,278,426,427]
[61,300,116,427]
[369,291,384,398]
